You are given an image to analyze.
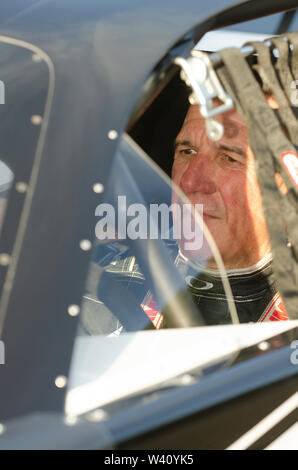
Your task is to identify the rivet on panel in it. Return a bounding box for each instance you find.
[55,376,68,389]
[68,305,80,317]
[15,182,28,193]
[0,254,10,266]
[80,240,92,251]
[0,423,6,435]
[87,409,108,422]
[258,341,270,352]
[108,130,118,140]
[32,54,42,63]
[31,115,42,126]
[64,415,78,426]
[93,183,104,194]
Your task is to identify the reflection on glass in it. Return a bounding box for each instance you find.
[78,133,238,338]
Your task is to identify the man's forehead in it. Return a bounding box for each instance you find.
[178,104,247,141]
[184,104,245,125]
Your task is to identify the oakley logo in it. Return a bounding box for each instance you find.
[185,276,213,291]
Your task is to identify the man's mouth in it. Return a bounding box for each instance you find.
[182,195,221,220]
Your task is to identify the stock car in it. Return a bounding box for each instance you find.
[0,0,297,450]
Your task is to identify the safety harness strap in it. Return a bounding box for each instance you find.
[270,37,297,106]
[248,41,298,146]
[286,32,298,79]
[217,47,298,318]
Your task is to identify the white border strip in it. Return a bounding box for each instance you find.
[265,422,298,450]
[226,391,298,450]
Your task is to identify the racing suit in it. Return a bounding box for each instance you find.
[170,251,288,325]
[80,242,288,335]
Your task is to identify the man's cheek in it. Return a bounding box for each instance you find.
[245,178,265,218]
[171,163,179,181]
[172,162,186,186]
[221,182,243,210]
[171,167,177,181]
[229,199,241,209]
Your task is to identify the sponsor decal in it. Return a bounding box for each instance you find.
[259,293,288,322]
[280,151,298,188]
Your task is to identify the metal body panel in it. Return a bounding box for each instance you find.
[119,374,298,450]
[106,341,298,448]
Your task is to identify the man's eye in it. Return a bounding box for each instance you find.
[180,148,196,156]
[220,153,238,164]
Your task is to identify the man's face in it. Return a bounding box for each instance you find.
[172,104,271,269]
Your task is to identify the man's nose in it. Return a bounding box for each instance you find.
[180,151,217,194]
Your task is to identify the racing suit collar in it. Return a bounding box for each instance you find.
[176,250,273,278]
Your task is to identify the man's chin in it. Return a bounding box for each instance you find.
[178,238,213,268]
